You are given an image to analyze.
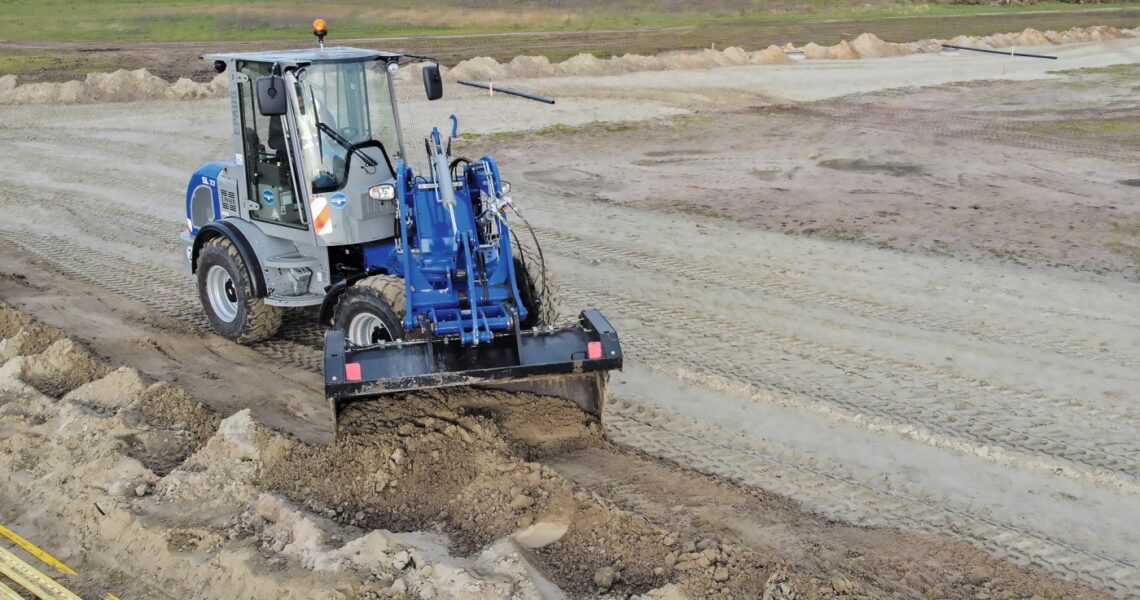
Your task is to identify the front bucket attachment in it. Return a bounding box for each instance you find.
[324,309,622,432]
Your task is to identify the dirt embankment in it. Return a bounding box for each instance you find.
[446,25,1135,78]
[1,25,1133,105]
[0,302,813,599]
[0,69,228,105]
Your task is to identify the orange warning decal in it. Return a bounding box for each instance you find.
[311,196,333,235]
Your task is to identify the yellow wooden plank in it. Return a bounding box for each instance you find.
[0,579,27,600]
[0,525,76,576]
[0,545,81,600]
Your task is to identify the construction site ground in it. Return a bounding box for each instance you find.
[2,33,1139,599]
[3,6,1139,83]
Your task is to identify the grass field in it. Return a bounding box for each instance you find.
[2,0,1136,42]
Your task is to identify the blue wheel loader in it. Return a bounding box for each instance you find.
[179,24,621,431]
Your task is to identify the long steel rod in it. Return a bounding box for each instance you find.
[456,80,556,104]
[941,43,1058,60]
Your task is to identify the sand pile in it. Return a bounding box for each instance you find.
[264,392,790,597]
[941,25,1133,51]
[2,25,1135,105]
[0,303,553,598]
[441,25,1134,80]
[0,307,63,360]
[801,40,862,60]
[0,302,805,598]
[446,43,797,81]
[0,69,228,105]
[852,32,905,58]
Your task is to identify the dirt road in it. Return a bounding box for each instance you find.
[1,39,1138,597]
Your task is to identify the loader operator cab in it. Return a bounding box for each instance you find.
[283,59,401,191]
[229,51,407,231]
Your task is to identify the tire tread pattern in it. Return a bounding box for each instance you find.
[201,236,283,344]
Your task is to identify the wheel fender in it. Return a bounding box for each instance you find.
[191,220,268,298]
[319,271,382,325]
[318,279,351,326]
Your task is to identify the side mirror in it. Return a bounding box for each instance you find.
[422,64,443,101]
[256,76,287,116]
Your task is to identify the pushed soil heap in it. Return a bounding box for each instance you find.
[0,303,805,598]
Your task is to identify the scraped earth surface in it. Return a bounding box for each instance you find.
[2,35,1140,599]
[0,304,1113,599]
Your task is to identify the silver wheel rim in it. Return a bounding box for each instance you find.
[347,312,392,346]
[206,265,239,323]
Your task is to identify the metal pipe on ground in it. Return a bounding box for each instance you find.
[941,43,1058,60]
[456,80,556,104]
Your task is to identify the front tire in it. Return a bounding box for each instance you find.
[333,275,406,347]
[196,236,283,343]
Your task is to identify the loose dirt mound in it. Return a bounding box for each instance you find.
[262,391,788,597]
[446,43,808,81]
[12,337,107,397]
[443,25,1134,79]
[0,306,63,360]
[0,302,806,598]
[0,69,228,105]
[3,26,1133,105]
[0,303,552,598]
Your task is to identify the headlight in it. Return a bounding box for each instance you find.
[369,184,396,201]
[501,180,511,195]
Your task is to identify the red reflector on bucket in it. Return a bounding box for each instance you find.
[587,341,602,360]
[345,363,362,381]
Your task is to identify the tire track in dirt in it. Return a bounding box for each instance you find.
[9,100,1136,370]
[560,283,1140,494]
[2,146,187,207]
[604,399,1140,597]
[5,183,1136,486]
[13,164,1128,430]
[550,242,1140,420]
[1,127,212,175]
[6,225,1137,597]
[560,254,1140,426]
[0,184,180,252]
[0,230,323,373]
[529,223,1140,370]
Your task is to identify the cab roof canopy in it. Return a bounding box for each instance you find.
[202,47,402,67]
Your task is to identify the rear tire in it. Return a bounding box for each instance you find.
[333,275,406,347]
[196,236,283,343]
[513,234,560,328]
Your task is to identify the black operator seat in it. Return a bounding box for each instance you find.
[267,115,288,163]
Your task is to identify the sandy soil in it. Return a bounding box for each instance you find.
[487,41,1140,277]
[1,34,1139,599]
